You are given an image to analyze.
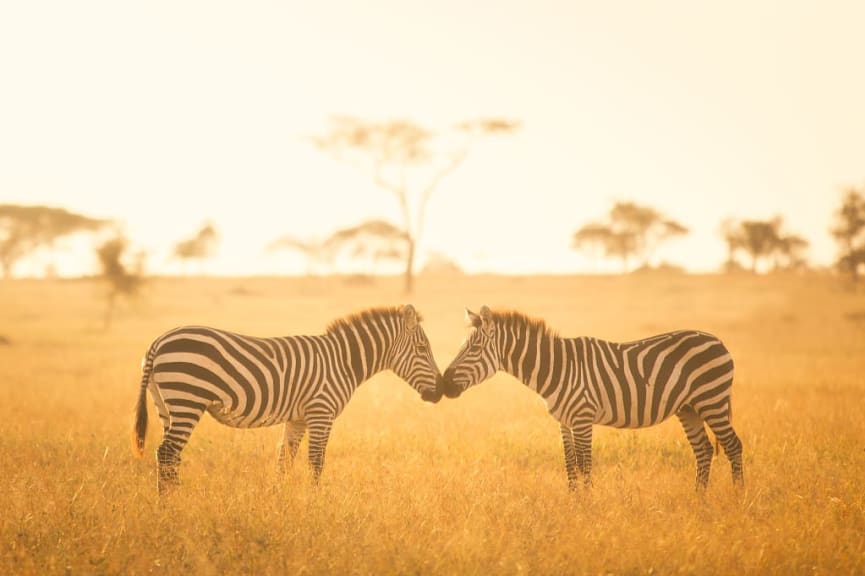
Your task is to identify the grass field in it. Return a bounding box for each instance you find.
[1,272,863,575]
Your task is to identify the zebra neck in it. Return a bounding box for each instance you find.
[499,330,558,395]
[327,327,389,385]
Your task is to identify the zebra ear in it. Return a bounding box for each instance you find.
[402,304,419,332]
[479,305,495,337]
[465,308,482,328]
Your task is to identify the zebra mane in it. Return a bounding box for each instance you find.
[325,306,420,335]
[489,309,558,339]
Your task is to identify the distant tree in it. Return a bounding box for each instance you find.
[721,216,809,273]
[719,217,746,271]
[0,204,109,278]
[172,223,219,273]
[267,235,332,275]
[268,220,409,277]
[313,116,519,293]
[420,252,464,276]
[96,235,144,328]
[322,219,408,276]
[774,233,809,270]
[612,202,689,268]
[571,201,688,272]
[831,187,865,282]
[739,219,780,273]
[572,222,634,271]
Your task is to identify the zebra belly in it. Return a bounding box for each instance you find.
[596,414,672,429]
[206,401,288,428]
[592,387,684,428]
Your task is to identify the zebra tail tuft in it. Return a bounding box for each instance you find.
[132,353,152,458]
[132,384,148,458]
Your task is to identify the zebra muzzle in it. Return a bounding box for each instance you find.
[440,368,463,399]
[421,388,443,403]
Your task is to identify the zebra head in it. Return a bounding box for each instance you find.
[441,305,500,399]
[388,305,443,404]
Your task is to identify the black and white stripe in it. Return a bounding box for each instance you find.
[132,305,441,493]
[441,306,742,490]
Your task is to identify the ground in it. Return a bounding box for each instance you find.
[1,272,863,574]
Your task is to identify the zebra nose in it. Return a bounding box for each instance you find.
[441,367,461,398]
[422,375,443,403]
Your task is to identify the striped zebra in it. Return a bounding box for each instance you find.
[132,305,442,493]
[440,306,743,490]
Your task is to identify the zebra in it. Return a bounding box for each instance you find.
[132,305,442,493]
[440,306,743,490]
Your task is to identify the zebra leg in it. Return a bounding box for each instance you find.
[155,399,206,495]
[559,424,578,491]
[148,381,172,437]
[573,422,593,487]
[676,404,714,490]
[306,414,334,484]
[698,400,743,485]
[156,439,182,495]
[277,419,307,474]
[692,392,744,484]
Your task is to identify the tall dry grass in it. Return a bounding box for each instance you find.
[1,273,863,574]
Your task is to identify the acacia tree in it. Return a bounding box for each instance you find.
[571,222,634,270]
[831,186,865,282]
[0,204,108,277]
[269,219,408,277]
[313,116,519,293]
[267,235,332,275]
[323,219,408,276]
[719,217,746,271]
[721,216,809,272]
[172,223,219,274]
[571,201,688,272]
[96,235,144,328]
[738,219,779,272]
[773,233,809,270]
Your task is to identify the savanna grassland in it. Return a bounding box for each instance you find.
[1,272,863,575]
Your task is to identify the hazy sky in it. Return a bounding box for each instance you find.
[2,1,864,276]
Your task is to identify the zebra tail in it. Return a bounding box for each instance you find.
[132,350,153,458]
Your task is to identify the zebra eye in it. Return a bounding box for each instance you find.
[415,343,428,353]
